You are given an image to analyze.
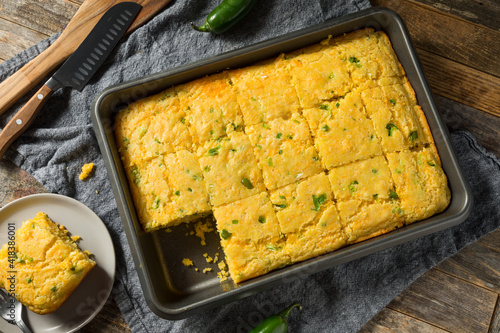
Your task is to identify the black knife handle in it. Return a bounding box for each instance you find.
[0,84,54,159]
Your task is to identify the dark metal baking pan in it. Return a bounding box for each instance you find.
[91,7,473,320]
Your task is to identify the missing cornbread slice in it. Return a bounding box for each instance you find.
[0,212,96,314]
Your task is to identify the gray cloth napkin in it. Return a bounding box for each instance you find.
[1,1,499,332]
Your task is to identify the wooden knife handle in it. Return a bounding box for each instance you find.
[0,43,69,117]
[0,84,54,159]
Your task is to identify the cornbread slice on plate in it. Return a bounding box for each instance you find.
[197,131,265,207]
[213,192,287,283]
[246,113,322,190]
[0,212,95,315]
[126,152,211,232]
[230,55,300,125]
[269,173,346,263]
[176,72,244,146]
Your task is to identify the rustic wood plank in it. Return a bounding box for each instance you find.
[0,18,49,60]
[413,0,500,31]
[435,242,500,294]
[490,297,500,333]
[80,296,131,333]
[388,269,497,333]
[0,0,79,35]
[418,48,500,118]
[372,0,500,78]
[435,95,500,158]
[478,228,500,252]
[359,307,449,332]
[0,158,47,207]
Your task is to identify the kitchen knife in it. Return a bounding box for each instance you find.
[0,2,142,159]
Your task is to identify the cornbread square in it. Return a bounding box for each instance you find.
[380,78,433,148]
[126,152,210,232]
[176,72,244,145]
[162,150,211,219]
[287,41,354,108]
[328,156,394,202]
[246,113,322,190]
[312,90,382,169]
[331,29,405,87]
[336,200,404,244]
[386,149,450,224]
[230,55,300,125]
[197,132,266,207]
[126,157,172,231]
[114,87,193,167]
[213,193,287,283]
[269,173,346,262]
[0,212,95,314]
[361,85,407,153]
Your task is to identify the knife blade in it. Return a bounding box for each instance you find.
[0,2,142,159]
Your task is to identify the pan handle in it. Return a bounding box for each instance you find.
[0,84,55,159]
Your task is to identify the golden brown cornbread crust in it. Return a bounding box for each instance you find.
[0,212,96,314]
[115,28,451,283]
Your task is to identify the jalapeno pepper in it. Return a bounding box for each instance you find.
[191,0,259,34]
[249,303,302,333]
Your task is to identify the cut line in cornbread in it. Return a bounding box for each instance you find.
[0,212,96,314]
[115,27,451,284]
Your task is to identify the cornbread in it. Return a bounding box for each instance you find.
[197,131,265,207]
[0,212,96,314]
[213,192,287,282]
[115,28,451,283]
[246,113,322,190]
[269,173,346,263]
[176,72,244,146]
[79,163,94,180]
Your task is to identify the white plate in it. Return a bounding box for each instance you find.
[0,193,115,333]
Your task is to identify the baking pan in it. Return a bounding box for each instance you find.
[91,7,473,320]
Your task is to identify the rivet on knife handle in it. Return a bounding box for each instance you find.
[0,85,54,158]
[0,2,142,159]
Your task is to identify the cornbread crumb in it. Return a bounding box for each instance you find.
[202,268,212,274]
[182,258,194,267]
[79,163,94,180]
[71,235,81,242]
[217,260,230,282]
[194,220,214,246]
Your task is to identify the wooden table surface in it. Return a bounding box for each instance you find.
[1,0,499,332]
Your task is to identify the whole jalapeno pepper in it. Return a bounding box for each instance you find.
[249,303,302,333]
[191,0,259,34]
